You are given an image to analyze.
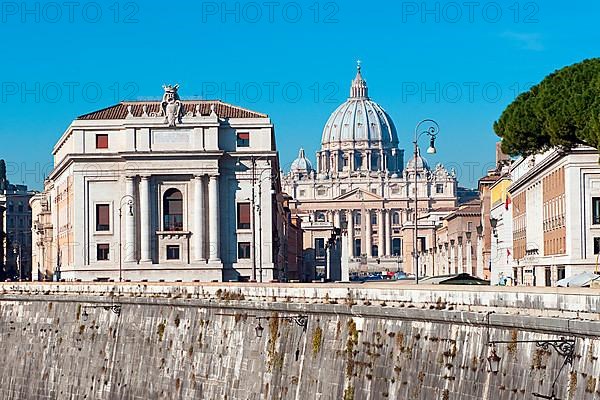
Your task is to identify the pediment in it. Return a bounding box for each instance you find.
[334,188,383,201]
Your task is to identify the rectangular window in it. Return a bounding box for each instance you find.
[436,184,444,194]
[96,134,109,149]
[545,267,552,287]
[97,244,110,261]
[315,238,326,259]
[237,203,251,229]
[238,242,251,259]
[392,238,402,256]
[236,132,250,147]
[557,266,566,281]
[354,239,362,257]
[594,238,600,255]
[166,245,180,260]
[96,204,110,231]
[593,198,600,225]
[418,237,426,252]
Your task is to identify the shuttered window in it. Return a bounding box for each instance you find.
[236,132,250,147]
[96,204,110,231]
[96,134,109,149]
[238,242,251,259]
[163,189,183,231]
[593,198,600,225]
[97,244,110,261]
[237,203,251,229]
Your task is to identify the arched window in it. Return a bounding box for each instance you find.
[355,153,363,170]
[163,188,183,231]
[392,212,400,225]
[354,212,361,226]
[315,212,326,222]
[372,245,379,257]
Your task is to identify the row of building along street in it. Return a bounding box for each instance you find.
[1,64,598,287]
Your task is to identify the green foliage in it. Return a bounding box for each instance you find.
[343,386,354,400]
[494,58,600,157]
[312,326,323,355]
[157,321,166,341]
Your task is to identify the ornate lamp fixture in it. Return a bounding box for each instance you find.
[254,315,308,338]
[488,324,575,399]
[81,304,122,321]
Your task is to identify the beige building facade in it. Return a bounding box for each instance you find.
[1,184,34,281]
[508,146,598,286]
[283,65,458,276]
[30,85,286,282]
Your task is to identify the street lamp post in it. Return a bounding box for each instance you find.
[118,195,134,283]
[412,119,439,285]
[257,169,277,283]
[240,156,272,282]
[12,242,21,281]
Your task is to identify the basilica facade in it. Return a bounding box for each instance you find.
[282,65,458,275]
[31,85,285,282]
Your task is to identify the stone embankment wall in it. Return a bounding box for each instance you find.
[1,282,600,399]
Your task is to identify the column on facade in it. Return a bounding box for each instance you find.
[466,236,473,276]
[366,151,372,171]
[349,151,355,172]
[449,240,455,274]
[443,244,449,275]
[366,209,372,258]
[208,175,220,261]
[334,210,341,228]
[317,152,321,173]
[436,245,442,276]
[347,210,354,257]
[139,176,151,262]
[477,235,484,278]
[193,175,205,261]
[377,209,384,257]
[457,237,464,274]
[382,150,388,172]
[124,176,137,263]
[385,209,392,256]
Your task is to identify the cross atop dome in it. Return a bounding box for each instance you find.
[350,61,369,99]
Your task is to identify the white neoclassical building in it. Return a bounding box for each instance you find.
[31,85,285,282]
[282,64,458,275]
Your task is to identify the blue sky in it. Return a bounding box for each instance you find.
[0,0,598,190]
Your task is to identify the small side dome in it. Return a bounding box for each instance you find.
[406,148,429,171]
[290,148,313,175]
